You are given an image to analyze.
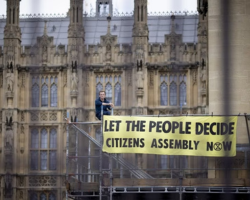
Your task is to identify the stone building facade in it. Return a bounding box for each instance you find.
[0,0,249,199]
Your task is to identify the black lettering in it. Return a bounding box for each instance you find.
[126,121,132,131]
[223,141,232,151]
[151,139,157,148]
[229,122,235,134]
[128,138,133,147]
[172,122,179,133]
[194,141,200,150]
[221,123,228,135]
[123,138,128,147]
[116,120,122,131]
[132,121,140,131]
[210,123,216,135]
[170,139,174,148]
[163,139,168,148]
[217,123,220,135]
[109,120,115,131]
[149,121,156,132]
[140,138,145,147]
[140,121,146,132]
[162,121,171,133]
[112,138,114,147]
[183,140,188,149]
[196,123,203,135]
[156,121,162,132]
[104,120,109,132]
[179,122,185,134]
[175,140,182,149]
[158,139,163,148]
[207,142,213,151]
[115,138,119,147]
[133,138,139,147]
[186,122,191,134]
[106,138,111,147]
[204,123,209,135]
[189,140,193,150]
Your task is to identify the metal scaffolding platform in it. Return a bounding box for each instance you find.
[65,112,250,200]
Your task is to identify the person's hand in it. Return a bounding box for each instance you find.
[109,103,114,108]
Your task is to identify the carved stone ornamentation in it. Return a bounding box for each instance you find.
[49,111,57,121]
[20,111,25,122]
[29,176,56,187]
[192,69,197,85]
[18,176,25,187]
[4,173,12,198]
[0,73,3,88]
[40,111,48,121]
[30,111,39,121]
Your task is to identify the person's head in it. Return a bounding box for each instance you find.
[99,91,106,100]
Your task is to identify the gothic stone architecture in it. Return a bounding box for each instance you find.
[0,0,250,199]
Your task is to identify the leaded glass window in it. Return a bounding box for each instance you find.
[180,82,186,106]
[170,82,177,106]
[30,128,57,171]
[105,83,112,102]
[160,82,168,105]
[114,83,121,106]
[31,75,58,107]
[50,84,57,107]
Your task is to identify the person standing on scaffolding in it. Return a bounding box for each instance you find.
[95,91,114,120]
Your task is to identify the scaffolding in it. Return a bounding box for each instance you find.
[65,110,250,200]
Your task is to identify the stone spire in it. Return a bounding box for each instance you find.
[4,0,22,63]
[171,15,176,33]
[68,0,85,62]
[43,21,48,36]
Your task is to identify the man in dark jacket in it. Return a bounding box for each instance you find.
[95,91,114,120]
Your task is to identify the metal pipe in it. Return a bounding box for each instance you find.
[66,112,70,200]
[99,105,103,200]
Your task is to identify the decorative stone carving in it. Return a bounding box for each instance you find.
[49,111,57,121]
[149,71,154,86]
[18,176,25,187]
[20,111,25,122]
[192,69,197,85]
[106,44,111,62]
[20,125,25,153]
[0,73,2,88]
[40,111,48,121]
[30,111,39,121]
[5,116,13,148]
[71,72,78,92]
[6,62,14,92]
[136,60,144,90]
[4,173,12,198]
[29,176,56,187]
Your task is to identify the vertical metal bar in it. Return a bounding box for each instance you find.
[66,112,70,200]
[76,122,79,181]
[244,114,250,146]
[109,154,113,200]
[99,105,103,200]
[88,126,91,183]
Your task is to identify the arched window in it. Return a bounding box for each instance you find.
[96,83,103,99]
[31,129,39,149]
[50,84,57,107]
[49,151,56,170]
[32,84,39,107]
[105,83,112,102]
[49,193,56,200]
[114,83,121,106]
[160,82,168,105]
[41,84,48,107]
[30,193,38,200]
[40,193,47,200]
[41,129,47,149]
[50,129,57,149]
[170,82,177,106]
[180,82,186,106]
